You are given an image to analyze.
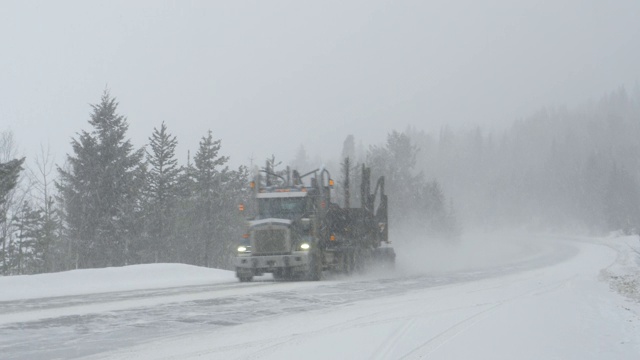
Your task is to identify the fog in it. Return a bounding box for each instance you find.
[391,228,578,277]
[2,1,640,275]
[2,1,639,168]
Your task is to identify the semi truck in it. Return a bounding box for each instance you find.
[234,163,395,282]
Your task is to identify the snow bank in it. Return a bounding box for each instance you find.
[600,234,640,302]
[0,264,235,301]
[84,235,640,360]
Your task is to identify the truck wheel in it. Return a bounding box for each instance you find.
[344,249,355,274]
[374,247,396,271]
[307,250,322,281]
[353,249,365,273]
[273,269,290,281]
[236,268,253,282]
[384,255,396,271]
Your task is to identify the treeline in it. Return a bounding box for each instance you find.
[0,90,460,275]
[406,86,640,233]
[3,85,637,275]
[329,133,459,239]
[1,91,249,275]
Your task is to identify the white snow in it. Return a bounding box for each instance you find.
[2,234,640,359]
[0,263,235,302]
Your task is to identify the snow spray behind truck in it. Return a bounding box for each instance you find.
[234,164,395,282]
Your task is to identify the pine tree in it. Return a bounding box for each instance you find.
[172,150,198,264]
[262,154,286,186]
[57,90,145,268]
[604,163,640,234]
[368,131,458,239]
[38,196,60,272]
[212,165,249,268]
[29,146,61,272]
[341,135,356,162]
[192,130,229,267]
[142,122,181,263]
[291,144,309,172]
[0,158,24,211]
[10,201,44,274]
[368,131,420,219]
[0,157,25,275]
[338,135,358,207]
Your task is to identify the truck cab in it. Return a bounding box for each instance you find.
[235,180,324,281]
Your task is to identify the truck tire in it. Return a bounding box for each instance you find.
[344,249,355,274]
[236,268,253,282]
[353,249,365,273]
[306,249,322,281]
[273,268,291,281]
[374,247,396,271]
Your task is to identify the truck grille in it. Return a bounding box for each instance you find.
[252,229,288,254]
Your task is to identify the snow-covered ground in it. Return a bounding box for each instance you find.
[1,233,639,359]
[0,264,236,302]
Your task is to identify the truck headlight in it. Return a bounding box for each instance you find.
[300,243,310,250]
[237,246,248,253]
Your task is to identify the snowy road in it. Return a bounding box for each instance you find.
[1,234,639,359]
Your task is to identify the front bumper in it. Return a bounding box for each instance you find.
[235,252,310,272]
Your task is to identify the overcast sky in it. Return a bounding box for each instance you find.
[2,0,639,169]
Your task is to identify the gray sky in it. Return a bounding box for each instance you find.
[2,0,639,169]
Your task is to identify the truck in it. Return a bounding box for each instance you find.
[234,163,395,282]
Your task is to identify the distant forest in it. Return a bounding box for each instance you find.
[1,86,639,275]
[410,86,640,233]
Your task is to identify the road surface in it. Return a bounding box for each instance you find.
[1,234,638,359]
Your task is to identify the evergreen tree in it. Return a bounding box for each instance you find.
[604,164,640,234]
[213,165,249,268]
[38,196,60,272]
[368,131,458,238]
[142,122,181,262]
[579,153,609,231]
[0,158,24,211]
[337,135,358,207]
[173,150,198,264]
[341,134,356,162]
[57,90,145,268]
[368,131,420,217]
[0,157,25,275]
[420,180,458,237]
[192,130,229,267]
[29,146,61,272]
[262,154,286,186]
[10,201,44,274]
[291,144,309,171]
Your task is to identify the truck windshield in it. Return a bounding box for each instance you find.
[258,197,307,220]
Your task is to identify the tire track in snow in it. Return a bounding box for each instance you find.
[398,302,503,359]
[372,318,417,360]
[398,274,580,359]
[3,236,580,360]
